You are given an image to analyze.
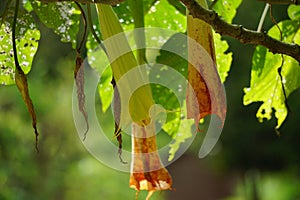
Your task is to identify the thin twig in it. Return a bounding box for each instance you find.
[87,3,107,54]
[38,0,125,5]
[180,0,300,63]
[12,0,20,69]
[75,2,88,53]
[257,3,270,32]
[258,0,299,5]
[74,2,90,140]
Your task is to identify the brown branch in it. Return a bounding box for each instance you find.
[258,0,299,5]
[38,0,125,5]
[181,0,300,63]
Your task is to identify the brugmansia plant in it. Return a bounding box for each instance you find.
[96,4,172,196]
[1,0,300,199]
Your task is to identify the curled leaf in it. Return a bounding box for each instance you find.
[111,77,127,164]
[15,65,39,151]
[74,55,89,140]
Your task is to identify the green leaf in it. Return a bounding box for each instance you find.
[23,0,33,12]
[87,36,113,113]
[113,0,156,26]
[31,1,80,49]
[153,32,187,136]
[0,8,40,85]
[167,0,186,15]
[86,23,102,53]
[214,32,232,83]
[288,5,300,21]
[268,20,300,41]
[212,0,242,23]
[168,116,194,161]
[244,20,300,128]
[145,0,186,32]
[98,67,113,113]
[156,32,188,78]
[85,18,114,113]
[113,3,133,25]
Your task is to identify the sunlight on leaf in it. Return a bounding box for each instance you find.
[31,1,80,49]
[145,0,186,32]
[87,47,113,113]
[86,25,114,113]
[156,32,188,78]
[113,0,156,30]
[0,9,40,85]
[212,0,242,23]
[287,5,300,21]
[23,0,33,12]
[86,23,102,53]
[98,67,113,113]
[168,118,194,161]
[153,33,187,137]
[244,20,300,128]
[214,32,232,83]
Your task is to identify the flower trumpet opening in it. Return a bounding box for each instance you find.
[129,121,172,192]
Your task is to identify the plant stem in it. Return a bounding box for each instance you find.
[257,3,270,32]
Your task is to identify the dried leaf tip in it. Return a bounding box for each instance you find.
[15,67,39,152]
[74,55,89,140]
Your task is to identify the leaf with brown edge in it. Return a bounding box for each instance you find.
[111,77,127,164]
[15,65,39,151]
[186,0,226,127]
[74,55,89,140]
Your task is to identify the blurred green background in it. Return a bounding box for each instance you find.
[1,1,300,200]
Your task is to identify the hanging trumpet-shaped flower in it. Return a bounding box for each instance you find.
[95,3,172,198]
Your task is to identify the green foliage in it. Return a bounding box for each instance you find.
[153,32,187,138]
[1,0,300,199]
[168,115,194,161]
[155,32,188,78]
[113,0,157,26]
[288,5,300,21]
[89,0,233,160]
[212,0,242,23]
[244,15,300,128]
[210,0,238,83]
[98,67,113,113]
[145,0,186,32]
[214,32,232,83]
[31,1,80,49]
[0,3,40,85]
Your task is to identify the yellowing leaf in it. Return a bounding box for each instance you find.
[15,65,38,150]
